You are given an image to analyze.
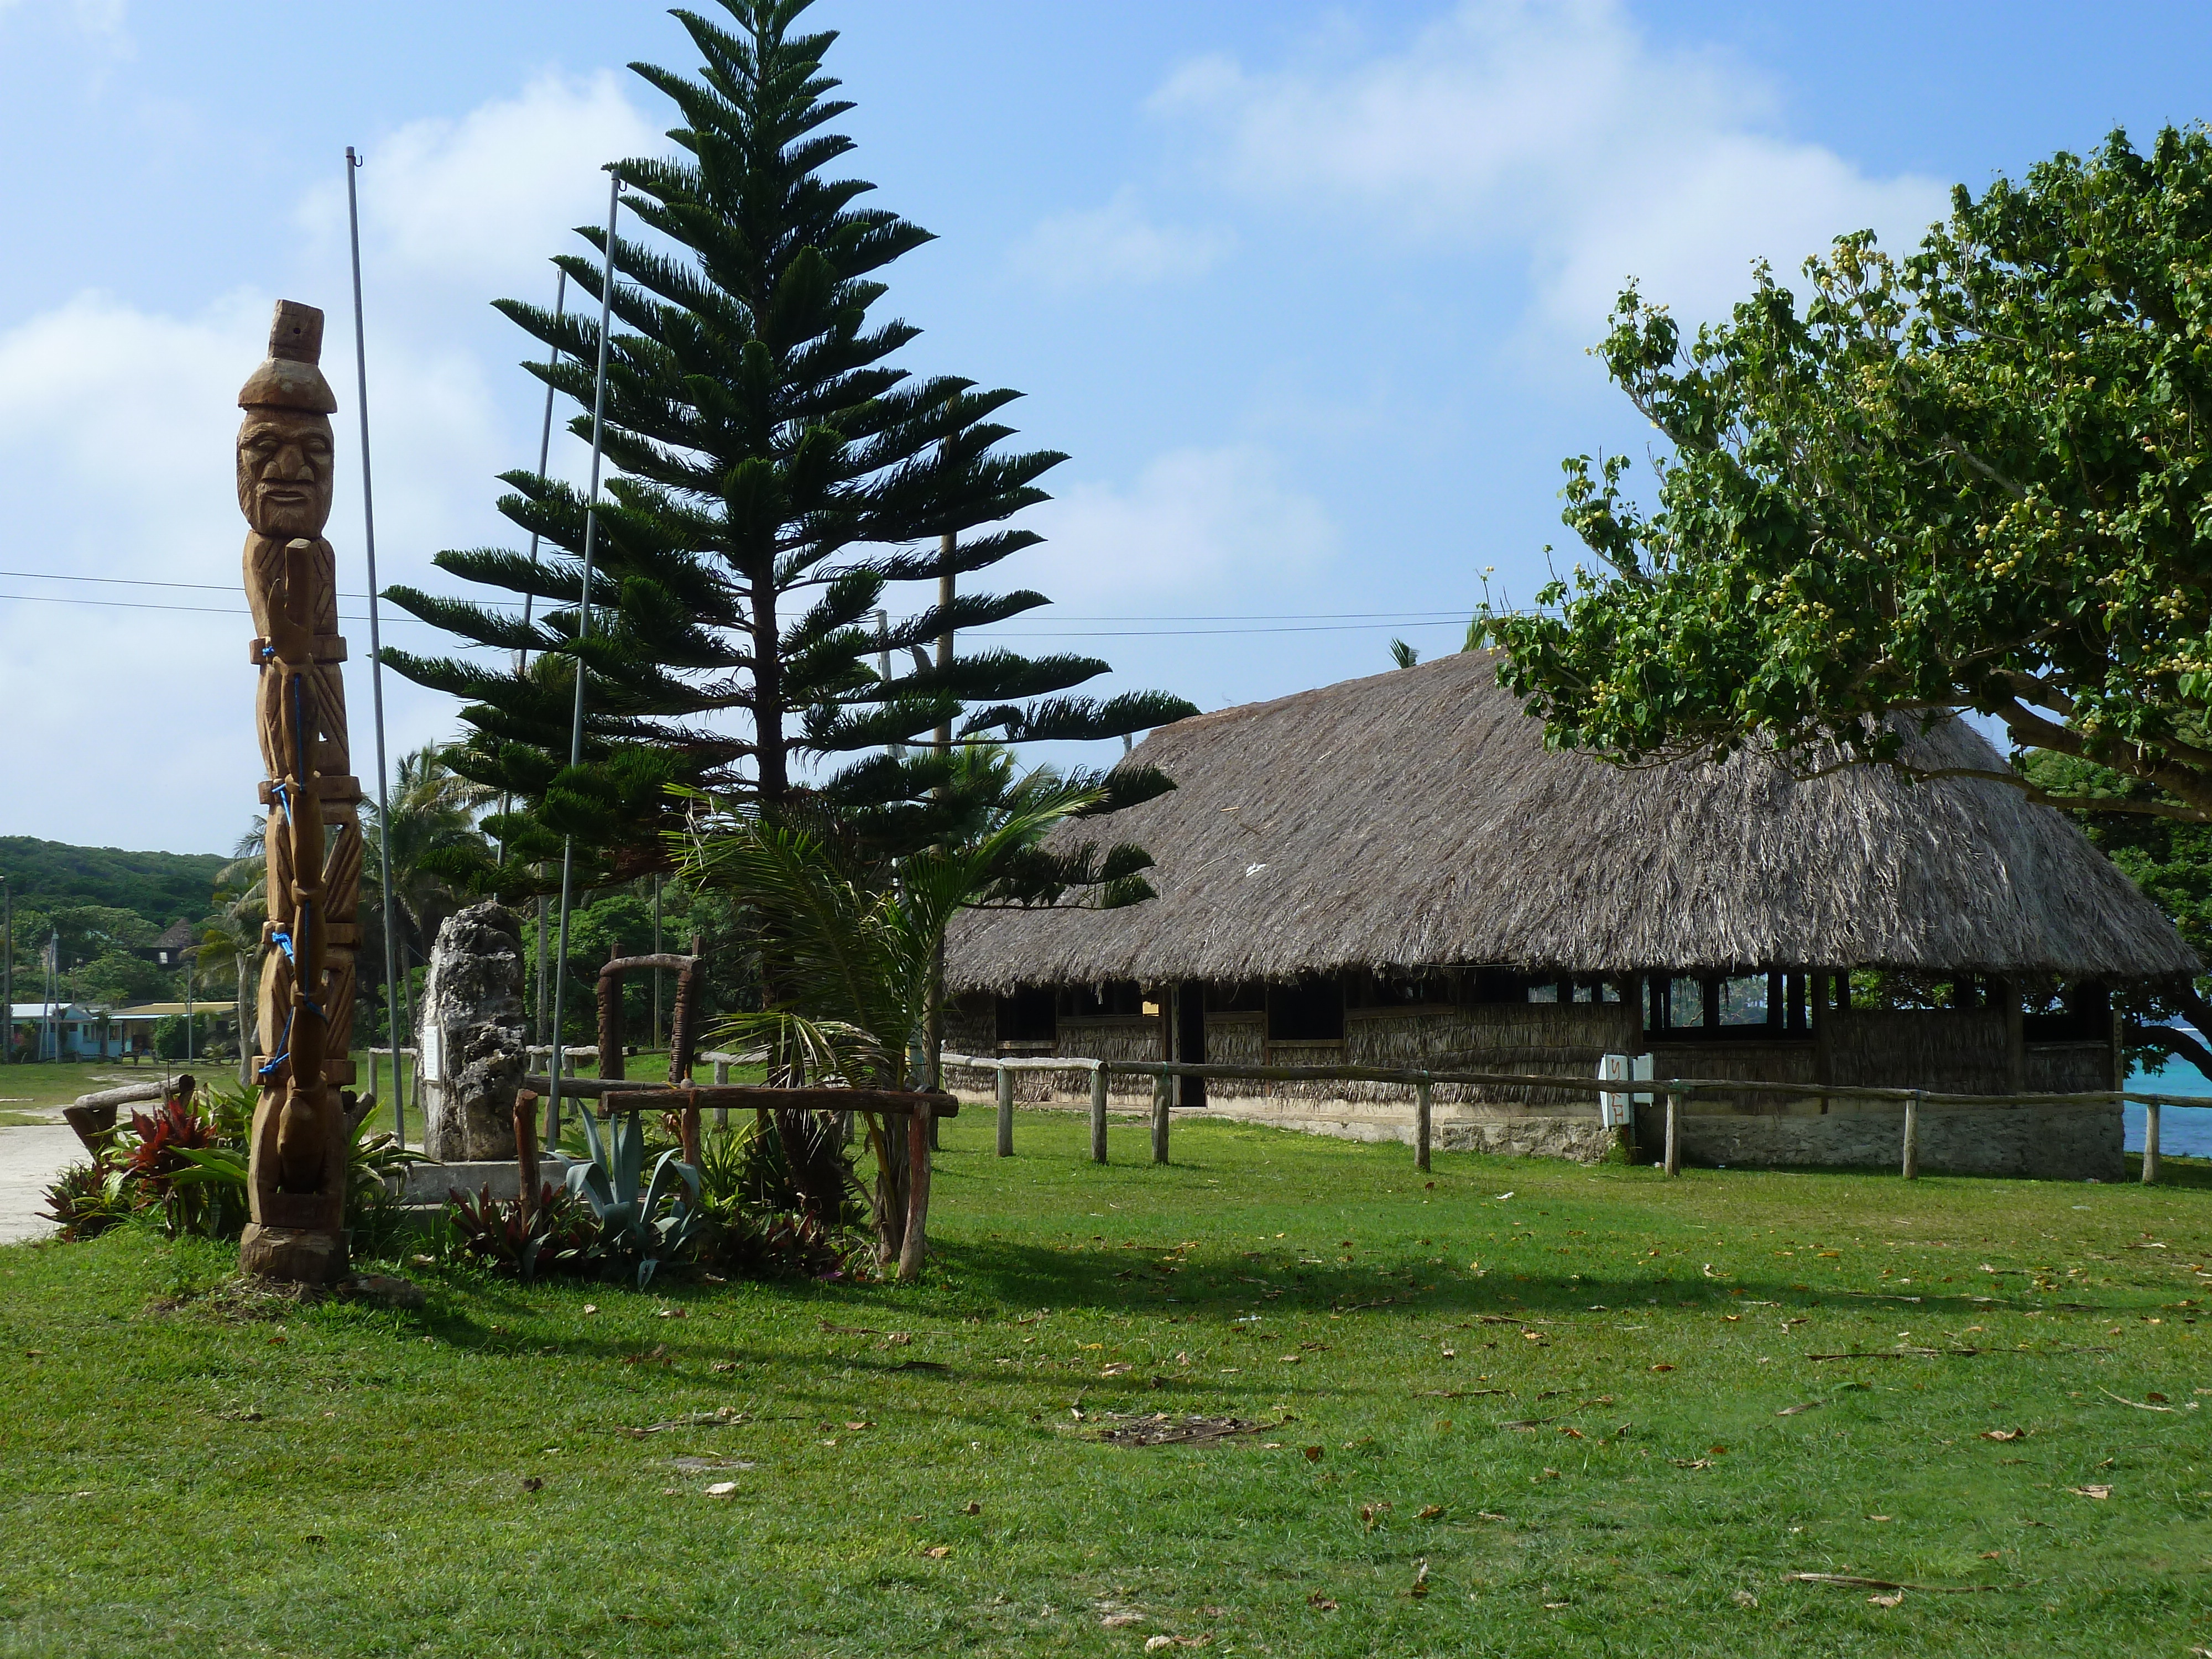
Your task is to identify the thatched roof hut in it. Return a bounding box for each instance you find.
[949,650,2196,992]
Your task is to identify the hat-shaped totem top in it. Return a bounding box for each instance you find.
[237,300,338,414]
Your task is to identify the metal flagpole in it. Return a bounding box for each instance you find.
[509,266,566,1046]
[546,166,624,1146]
[346,145,408,1147]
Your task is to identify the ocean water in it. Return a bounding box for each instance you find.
[2125,1064,2212,1159]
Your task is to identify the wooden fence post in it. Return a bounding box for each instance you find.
[1416,1080,1433,1173]
[367,1048,380,1108]
[713,1058,731,1130]
[513,1090,539,1228]
[1901,1091,1921,1180]
[2142,1099,2161,1185]
[1663,1087,1681,1178]
[996,1064,1014,1157]
[1152,1072,1170,1165]
[1089,1065,1108,1164]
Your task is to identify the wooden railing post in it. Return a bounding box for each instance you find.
[996,1063,1014,1157]
[513,1089,539,1228]
[2142,1098,2161,1185]
[1152,1072,1170,1165]
[713,1058,731,1130]
[1089,1064,1109,1164]
[1416,1079,1433,1173]
[1663,1087,1680,1178]
[1901,1091,1921,1180]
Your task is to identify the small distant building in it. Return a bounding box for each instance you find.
[147,921,200,968]
[945,653,2199,1180]
[5,1000,230,1061]
[7,1002,122,1061]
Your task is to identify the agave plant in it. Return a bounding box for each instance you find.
[565,1106,703,1289]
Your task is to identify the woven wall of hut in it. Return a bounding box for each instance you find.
[1825,1008,2011,1093]
[2025,1041,2115,1094]
[1196,1001,1639,1108]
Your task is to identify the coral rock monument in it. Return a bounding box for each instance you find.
[236,300,366,1285]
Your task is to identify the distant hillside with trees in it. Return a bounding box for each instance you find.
[0,837,226,931]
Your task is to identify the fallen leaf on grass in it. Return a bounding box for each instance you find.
[1979,1551,2002,1559]
[1416,1505,1444,1520]
[1867,1515,1892,1522]
[1100,1612,1145,1627]
[963,1500,981,1516]
[656,1307,686,1320]
[2066,1484,2112,1500]
[705,1482,739,1499]
[1477,1510,1509,1522]
[1101,1362,1132,1376]
[1671,1458,1714,1470]
[1303,1446,1324,1463]
[1649,1363,1674,1373]
[582,1304,598,1316]
[1145,1637,1211,1652]
[1307,1594,1338,1611]
[1730,1590,1759,1608]
[920,1545,950,1558]
[1868,1592,1905,1608]
[1979,1428,2026,1442]
[1776,1400,1823,1416]
[709,1360,736,1373]
[520,1476,542,1492]
[1407,1561,1430,1599]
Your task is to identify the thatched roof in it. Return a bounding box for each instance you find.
[948,650,2199,992]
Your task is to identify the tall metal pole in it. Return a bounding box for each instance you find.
[547,168,624,1144]
[2,878,11,1064]
[346,146,407,1146]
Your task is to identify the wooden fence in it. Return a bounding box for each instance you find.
[939,1052,2197,1185]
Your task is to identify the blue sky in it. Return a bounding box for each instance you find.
[2,0,2207,855]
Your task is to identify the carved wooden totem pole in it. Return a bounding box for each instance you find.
[236,300,364,1285]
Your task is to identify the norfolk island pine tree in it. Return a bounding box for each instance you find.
[382,0,1194,905]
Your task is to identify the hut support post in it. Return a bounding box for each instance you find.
[1152,1073,1170,1165]
[1415,1080,1432,1173]
[1089,1065,1108,1164]
[995,1063,1014,1157]
[713,1059,731,1129]
[1901,1091,1921,1180]
[2142,1100,2161,1185]
[1663,1087,1680,1177]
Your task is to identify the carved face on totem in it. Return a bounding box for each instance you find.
[236,408,336,538]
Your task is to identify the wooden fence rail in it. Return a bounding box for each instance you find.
[940,1051,2192,1183]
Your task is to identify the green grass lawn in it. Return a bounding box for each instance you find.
[2,1111,2208,1657]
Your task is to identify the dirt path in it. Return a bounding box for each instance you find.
[0,1126,80,1244]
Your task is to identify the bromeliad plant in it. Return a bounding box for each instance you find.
[446,1182,601,1281]
[566,1105,704,1288]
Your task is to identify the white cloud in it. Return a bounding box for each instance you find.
[1152,0,1948,330]
[0,71,667,853]
[0,0,128,48]
[295,71,661,296]
[1011,187,1229,289]
[1015,445,1338,607]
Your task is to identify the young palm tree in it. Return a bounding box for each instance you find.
[364,743,499,976]
[678,776,1105,1279]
